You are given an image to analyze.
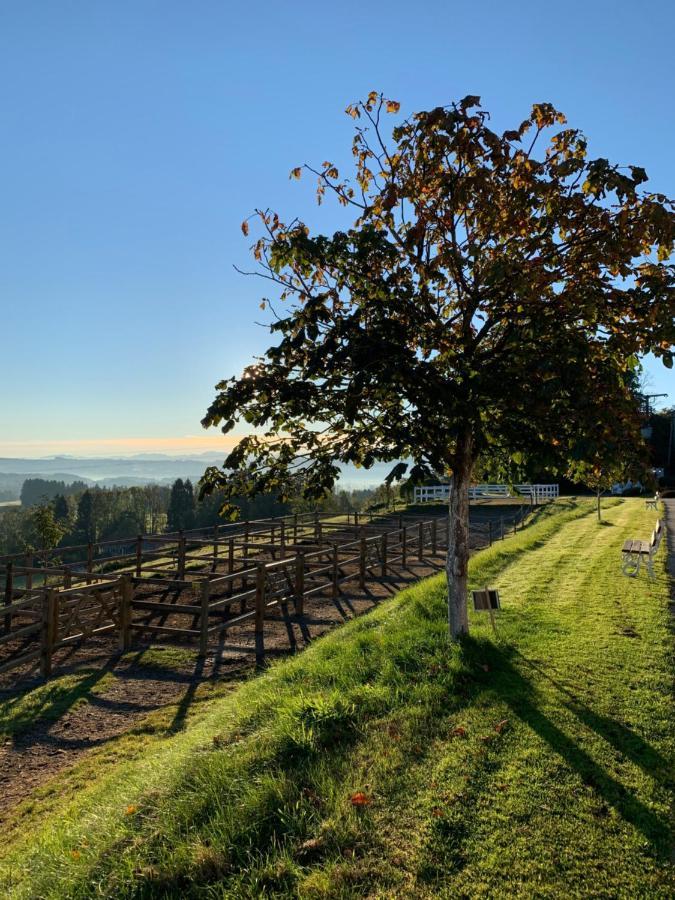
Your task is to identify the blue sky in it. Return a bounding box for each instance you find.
[1,0,673,457]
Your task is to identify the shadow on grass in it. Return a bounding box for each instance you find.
[0,658,118,743]
[463,638,671,859]
[514,651,672,780]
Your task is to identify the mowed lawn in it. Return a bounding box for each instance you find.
[0,498,673,898]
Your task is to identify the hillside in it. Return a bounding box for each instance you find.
[0,498,672,898]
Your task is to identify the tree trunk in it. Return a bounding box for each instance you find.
[446,432,473,640]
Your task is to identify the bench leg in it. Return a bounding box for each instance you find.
[622,552,640,577]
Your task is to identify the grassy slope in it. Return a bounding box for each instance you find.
[0,498,672,898]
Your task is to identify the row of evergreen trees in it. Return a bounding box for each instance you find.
[0,478,386,557]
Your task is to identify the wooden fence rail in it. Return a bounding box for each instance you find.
[0,505,534,683]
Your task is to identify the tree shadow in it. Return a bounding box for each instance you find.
[1,656,119,744]
[462,638,671,858]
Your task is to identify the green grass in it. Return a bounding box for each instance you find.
[0,498,672,898]
[0,668,117,741]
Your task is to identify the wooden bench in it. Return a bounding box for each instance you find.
[645,493,659,510]
[621,520,663,578]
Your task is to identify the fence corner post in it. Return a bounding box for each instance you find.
[431,519,437,555]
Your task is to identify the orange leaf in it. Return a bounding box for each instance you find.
[70,850,81,860]
[494,720,509,734]
[350,791,371,806]
[241,220,249,236]
[125,804,137,816]
[451,726,467,738]
[386,100,400,114]
[290,167,302,180]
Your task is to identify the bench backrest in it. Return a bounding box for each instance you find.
[650,520,664,552]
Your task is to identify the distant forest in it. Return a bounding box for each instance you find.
[0,478,389,558]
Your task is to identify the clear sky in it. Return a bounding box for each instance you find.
[1,0,673,457]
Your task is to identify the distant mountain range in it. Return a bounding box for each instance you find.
[0,454,392,501]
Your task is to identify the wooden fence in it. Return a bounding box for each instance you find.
[0,506,532,683]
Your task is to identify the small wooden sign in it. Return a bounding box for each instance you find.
[472,588,501,612]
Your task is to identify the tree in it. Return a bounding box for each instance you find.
[26,504,66,554]
[167,479,196,531]
[76,489,96,542]
[53,494,70,522]
[201,93,674,638]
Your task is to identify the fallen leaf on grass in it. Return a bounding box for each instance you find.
[494,720,509,734]
[451,726,467,738]
[350,792,372,807]
[125,804,137,816]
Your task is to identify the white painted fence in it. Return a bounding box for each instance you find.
[413,483,559,504]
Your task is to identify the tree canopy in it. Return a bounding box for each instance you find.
[202,93,674,635]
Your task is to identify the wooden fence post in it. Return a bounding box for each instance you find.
[40,588,56,678]
[488,520,493,547]
[295,552,305,616]
[178,531,186,580]
[199,580,210,657]
[87,543,94,583]
[227,538,235,597]
[255,564,266,638]
[63,567,72,589]
[314,512,319,540]
[418,522,424,560]
[118,576,132,651]
[402,526,407,568]
[293,513,298,544]
[500,517,504,540]
[359,537,366,589]
[26,555,33,591]
[3,561,13,634]
[212,525,219,570]
[280,522,286,557]
[431,519,437,555]
[381,533,387,578]
[332,544,339,599]
[135,535,142,578]
[354,511,359,528]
